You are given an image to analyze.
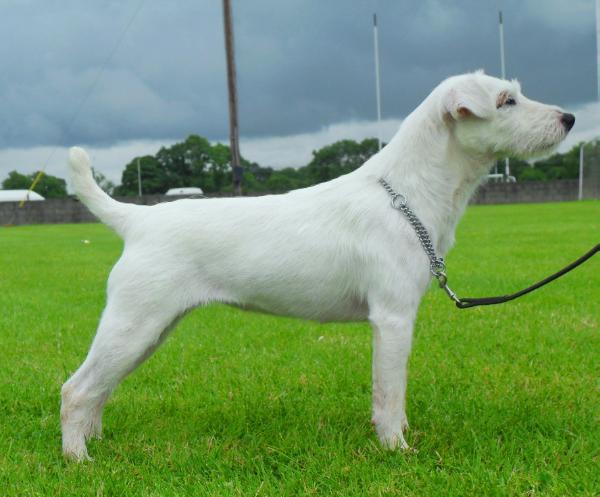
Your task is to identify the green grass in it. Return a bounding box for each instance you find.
[1,201,598,496]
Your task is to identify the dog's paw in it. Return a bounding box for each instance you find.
[372,414,411,451]
[62,428,93,462]
[376,428,410,451]
[63,443,93,462]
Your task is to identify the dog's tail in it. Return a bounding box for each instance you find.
[68,147,136,238]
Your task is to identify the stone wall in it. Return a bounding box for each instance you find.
[1,180,597,226]
[470,179,596,204]
[1,194,168,226]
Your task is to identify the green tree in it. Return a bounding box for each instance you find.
[2,171,30,190]
[156,135,213,190]
[519,167,547,181]
[205,142,233,192]
[499,143,590,182]
[304,138,380,184]
[116,156,167,196]
[266,168,305,192]
[492,157,544,181]
[115,135,266,196]
[2,170,67,198]
[532,144,580,180]
[246,162,273,184]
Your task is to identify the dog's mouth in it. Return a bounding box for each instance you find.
[509,141,560,161]
[535,130,572,155]
[509,121,573,160]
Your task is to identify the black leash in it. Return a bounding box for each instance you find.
[378,178,599,309]
[453,243,599,308]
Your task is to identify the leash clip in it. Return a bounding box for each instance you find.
[435,271,462,305]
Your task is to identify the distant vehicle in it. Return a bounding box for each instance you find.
[487,173,516,183]
[0,189,45,202]
[165,187,204,197]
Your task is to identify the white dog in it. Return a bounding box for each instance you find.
[61,71,574,460]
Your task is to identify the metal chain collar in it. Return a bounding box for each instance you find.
[378,177,461,304]
[379,178,599,309]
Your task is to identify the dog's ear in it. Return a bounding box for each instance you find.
[443,80,494,120]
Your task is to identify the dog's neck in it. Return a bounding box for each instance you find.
[364,101,493,255]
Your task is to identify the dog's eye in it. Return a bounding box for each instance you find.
[504,97,516,106]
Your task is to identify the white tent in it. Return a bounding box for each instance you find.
[0,190,45,202]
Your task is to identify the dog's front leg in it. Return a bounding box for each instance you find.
[370,307,416,450]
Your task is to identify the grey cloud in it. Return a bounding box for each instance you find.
[0,0,596,150]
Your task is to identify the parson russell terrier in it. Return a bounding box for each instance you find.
[61,71,575,460]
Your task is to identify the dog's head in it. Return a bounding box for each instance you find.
[439,71,574,159]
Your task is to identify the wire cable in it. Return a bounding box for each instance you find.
[19,0,146,207]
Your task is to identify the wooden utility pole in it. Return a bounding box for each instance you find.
[222,0,242,195]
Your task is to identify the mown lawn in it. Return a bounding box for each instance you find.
[0,201,598,496]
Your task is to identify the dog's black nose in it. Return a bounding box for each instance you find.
[561,113,575,131]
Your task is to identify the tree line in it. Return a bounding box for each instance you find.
[2,135,598,198]
[115,135,381,196]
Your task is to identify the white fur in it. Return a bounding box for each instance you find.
[61,71,573,460]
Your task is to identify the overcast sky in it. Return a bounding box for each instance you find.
[1,0,599,184]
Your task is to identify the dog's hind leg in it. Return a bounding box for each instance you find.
[369,301,418,450]
[61,278,190,461]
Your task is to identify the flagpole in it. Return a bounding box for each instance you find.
[373,13,382,150]
[499,11,510,180]
[596,0,600,100]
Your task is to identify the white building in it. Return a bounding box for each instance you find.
[0,190,45,202]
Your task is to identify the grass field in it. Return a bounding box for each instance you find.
[0,201,599,496]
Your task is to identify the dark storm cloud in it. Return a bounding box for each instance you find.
[0,0,596,148]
